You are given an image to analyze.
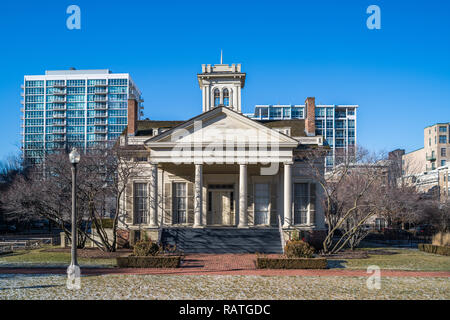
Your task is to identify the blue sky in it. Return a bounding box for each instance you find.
[0,0,449,160]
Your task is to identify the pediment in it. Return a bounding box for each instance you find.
[145,107,298,148]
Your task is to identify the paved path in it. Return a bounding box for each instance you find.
[1,254,449,277]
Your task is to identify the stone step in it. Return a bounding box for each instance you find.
[160,227,283,254]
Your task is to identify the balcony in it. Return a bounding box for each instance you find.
[51,99,66,103]
[94,83,108,87]
[95,113,108,118]
[53,122,66,126]
[53,105,66,111]
[53,113,66,119]
[94,104,107,110]
[53,91,66,95]
[94,97,108,102]
[93,89,108,94]
[53,83,66,88]
[426,154,436,161]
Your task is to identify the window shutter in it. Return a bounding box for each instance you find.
[187,182,194,224]
[270,183,278,226]
[309,183,316,225]
[125,183,133,224]
[247,182,254,225]
[164,182,172,225]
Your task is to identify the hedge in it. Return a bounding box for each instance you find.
[418,244,450,256]
[256,257,327,269]
[92,218,114,229]
[116,256,181,268]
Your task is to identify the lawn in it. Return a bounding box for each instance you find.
[0,246,116,268]
[0,274,448,300]
[328,247,450,272]
[1,246,449,272]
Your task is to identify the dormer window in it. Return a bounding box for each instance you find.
[223,88,229,106]
[214,88,220,107]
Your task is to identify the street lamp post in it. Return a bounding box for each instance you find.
[68,148,81,278]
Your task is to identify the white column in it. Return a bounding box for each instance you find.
[193,163,203,227]
[238,164,248,227]
[202,86,206,112]
[206,86,210,111]
[237,86,241,112]
[283,162,292,228]
[149,163,158,227]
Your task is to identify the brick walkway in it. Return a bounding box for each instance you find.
[1,254,449,277]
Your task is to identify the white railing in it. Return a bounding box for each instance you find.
[277,215,285,254]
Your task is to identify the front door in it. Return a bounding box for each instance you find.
[210,191,233,225]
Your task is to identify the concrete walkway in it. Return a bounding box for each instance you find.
[0,254,449,277]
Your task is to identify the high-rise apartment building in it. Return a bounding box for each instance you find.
[21,69,143,164]
[402,123,450,175]
[245,102,358,169]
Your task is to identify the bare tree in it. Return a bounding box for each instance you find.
[300,146,390,253]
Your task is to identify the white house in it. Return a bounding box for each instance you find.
[117,60,327,253]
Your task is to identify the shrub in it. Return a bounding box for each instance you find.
[285,240,315,258]
[418,243,450,256]
[92,218,114,229]
[432,232,450,247]
[256,257,327,269]
[133,240,160,256]
[116,256,181,268]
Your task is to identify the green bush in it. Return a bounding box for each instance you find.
[418,243,450,256]
[133,240,160,256]
[92,218,114,229]
[256,257,327,269]
[116,256,181,268]
[285,240,315,258]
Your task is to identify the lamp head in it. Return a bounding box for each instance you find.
[69,148,81,164]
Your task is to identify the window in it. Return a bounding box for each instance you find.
[439,126,447,133]
[439,135,447,144]
[214,89,220,107]
[441,148,447,157]
[134,183,148,224]
[254,183,270,225]
[223,88,229,106]
[269,107,282,118]
[315,108,325,118]
[293,183,316,225]
[173,182,187,224]
[291,107,304,118]
[441,160,447,167]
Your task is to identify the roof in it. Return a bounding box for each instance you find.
[133,120,185,136]
[123,113,308,139]
[257,119,306,137]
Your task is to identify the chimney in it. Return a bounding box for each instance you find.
[305,97,316,136]
[127,98,138,136]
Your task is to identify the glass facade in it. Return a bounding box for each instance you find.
[246,104,357,170]
[22,71,142,164]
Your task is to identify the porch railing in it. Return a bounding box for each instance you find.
[278,215,285,254]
